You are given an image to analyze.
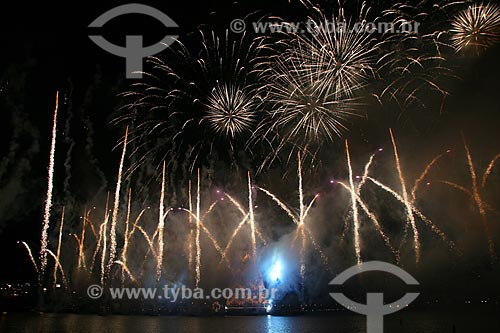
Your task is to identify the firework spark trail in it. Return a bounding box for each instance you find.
[182,204,231,268]
[21,242,39,274]
[53,207,65,288]
[121,189,132,286]
[345,140,362,264]
[188,180,194,282]
[389,129,421,263]
[45,249,67,289]
[303,227,330,270]
[248,171,257,258]
[90,221,103,274]
[411,153,446,201]
[255,227,267,245]
[300,227,306,300]
[257,187,299,224]
[90,210,106,273]
[195,169,201,288]
[462,136,496,262]
[293,193,319,244]
[258,161,327,271]
[114,260,137,284]
[78,209,89,272]
[298,152,305,224]
[261,152,328,283]
[482,153,500,188]
[358,154,374,191]
[156,162,167,282]
[96,193,110,284]
[219,190,267,263]
[135,226,158,259]
[40,91,59,278]
[218,214,249,266]
[108,127,129,277]
[100,214,110,286]
[72,234,81,251]
[337,181,398,261]
[85,213,98,239]
[367,176,455,252]
[119,208,146,282]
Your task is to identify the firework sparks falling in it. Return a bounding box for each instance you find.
[451,3,500,53]
[188,180,194,282]
[195,169,201,288]
[156,162,167,282]
[337,147,399,262]
[218,189,268,265]
[45,249,67,289]
[53,207,65,288]
[465,140,496,262]
[20,242,39,274]
[259,152,328,286]
[390,128,421,263]
[345,141,362,264]
[77,209,90,272]
[40,91,59,278]
[99,193,110,286]
[108,127,129,277]
[248,171,257,258]
[121,189,132,286]
[439,135,498,262]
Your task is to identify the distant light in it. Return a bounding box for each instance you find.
[378,148,384,152]
[55,284,61,288]
[446,149,452,153]
[270,261,282,281]
[329,180,335,184]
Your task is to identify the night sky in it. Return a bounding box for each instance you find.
[1,0,500,309]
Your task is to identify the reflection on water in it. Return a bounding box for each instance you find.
[0,309,498,332]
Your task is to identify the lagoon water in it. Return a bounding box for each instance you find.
[1,309,499,332]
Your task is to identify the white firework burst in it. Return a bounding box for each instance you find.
[451,2,500,53]
[203,82,259,138]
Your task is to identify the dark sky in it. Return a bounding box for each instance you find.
[0,0,499,303]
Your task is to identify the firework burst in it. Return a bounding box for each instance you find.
[255,8,379,168]
[119,30,264,173]
[451,2,500,53]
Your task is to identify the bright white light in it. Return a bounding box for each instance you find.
[270,261,282,281]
